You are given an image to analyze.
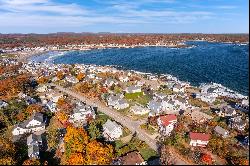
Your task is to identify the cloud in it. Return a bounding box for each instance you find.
[216,5,237,9]
[0,0,87,15]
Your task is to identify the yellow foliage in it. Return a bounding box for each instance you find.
[22,159,40,165]
[67,153,85,165]
[85,140,114,165]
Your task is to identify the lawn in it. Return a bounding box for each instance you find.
[140,124,157,135]
[139,147,158,161]
[124,92,143,100]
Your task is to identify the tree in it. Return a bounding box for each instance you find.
[67,153,85,165]
[76,73,85,81]
[0,137,16,165]
[85,140,114,165]
[56,71,65,80]
[37,76,49,84]
[201,153,213,165]
[64,125,89,154]
[87,122,101,141]
[25,104,43,117]
[22,159,41,165]
[55,111,68,125]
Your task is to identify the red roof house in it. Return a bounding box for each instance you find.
[189,132,210,147]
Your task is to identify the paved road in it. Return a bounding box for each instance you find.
[51,83,158,151]
[51,83,190,165]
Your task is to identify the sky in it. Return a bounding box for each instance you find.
[0,0,248,34]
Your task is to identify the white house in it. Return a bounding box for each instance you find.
[104,78,118,87]
[65,76,79,84]
[69,104,96,124]
[214,125,229,138]
[103,119,123,141]
[172,84,185,93]
[12,113,45,136]
[46,101,57,113]
[130,105,150,115]
[157,114,177,136]
[119,75,129,82]
[125,85,141,94]
[113,99,129,110]
[189,132,210,147]
[36,85,48,93]
[50,93,64,103]
[148,100,162,116]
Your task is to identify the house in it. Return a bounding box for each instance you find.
[12,112,45,136]
[28,144,40,159]
[190,110,213,123]
[104,78,118,87]
[103,119,123,141]
[50,93,64,103]
[27,134,42,147]
[161,99,176,112]
[196,93,216,103]
[119,75,129,82]
[0,100,8,109]
[130,105,150,115]
[65,75,79,84]
[229,116,246,131]
[148,100,162,116]
[172,84,185,93]
[69,104,95,124]
[157,114,177,136]
[189,132,210,147]
[214,125,229,138]
[113,99,129,110]
[107,94,124,107]
[36,85,48,93]
[115,151,147,165]
[220,106,237,117]
[46,100,57,113]
[125,85,141,94]
[154,92,167,100]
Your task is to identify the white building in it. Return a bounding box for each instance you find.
[189,132,210,147]
[157,114,177,136]
[103,119,123,141]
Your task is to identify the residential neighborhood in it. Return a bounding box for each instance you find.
[0,56,249,165]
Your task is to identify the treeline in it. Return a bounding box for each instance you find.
[0,33,248,49]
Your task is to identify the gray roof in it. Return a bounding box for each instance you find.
[103,119,121,133]
[118,99,128,105]
[108,95,121,102]
[126,85,141,92]
[28,144,39,157]
[214,126,228,136]
[27,134,42,145]
[148,100,162,112]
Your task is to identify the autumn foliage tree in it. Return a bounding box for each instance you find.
[37,76,49,84]
[22,159,41,165]
[56,71,65,80]
[0,137,16,165]
[76,72,86,81]
[201,153,213,165]
[25,104,44,117]
[55,111,68,125]
[61,125,114,165]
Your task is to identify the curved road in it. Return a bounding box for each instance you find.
[51,83,190,165]
[51,83,158,151]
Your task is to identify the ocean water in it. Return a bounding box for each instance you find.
[30,41,249,95]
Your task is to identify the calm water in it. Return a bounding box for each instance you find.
[30,41,249,95]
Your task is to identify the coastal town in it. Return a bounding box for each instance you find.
[0,38,249,165]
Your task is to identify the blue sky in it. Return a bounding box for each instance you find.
[0,0,248,33]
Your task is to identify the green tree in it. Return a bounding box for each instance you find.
[87,122,101,141]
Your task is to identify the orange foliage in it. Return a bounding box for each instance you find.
[0,74,30,100]
[22,159,41,165]
[56,71,65,80]
[37,76,49,84]
[25,104,43,117]
[85,140,114,165]
[201,153,213,165]
[76,73,86,81]
[67,153,85,165]
[64,125,89,153]
[55,111,68,125]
